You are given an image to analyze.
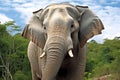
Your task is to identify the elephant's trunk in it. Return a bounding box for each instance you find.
[42,36,72,80]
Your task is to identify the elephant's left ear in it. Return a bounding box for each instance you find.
[22,9,46,49]
[76,6,104,47]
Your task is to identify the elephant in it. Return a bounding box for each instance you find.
[22,3,104,80]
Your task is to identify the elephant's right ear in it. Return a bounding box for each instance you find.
[22,9,46,49]
[76,6,104,47]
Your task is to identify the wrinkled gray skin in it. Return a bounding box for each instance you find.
[22,3,104,80]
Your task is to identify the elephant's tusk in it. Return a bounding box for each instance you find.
[40,51,46,58]
[68,50,74,57]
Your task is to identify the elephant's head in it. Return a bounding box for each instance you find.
[22,3,104,79]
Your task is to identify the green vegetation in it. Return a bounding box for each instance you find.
[0,21,30,80]
[0,21,120,80]
[85,38,120,80]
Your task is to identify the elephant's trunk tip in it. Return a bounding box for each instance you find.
[40,51,46,58]
[68,49,74,57]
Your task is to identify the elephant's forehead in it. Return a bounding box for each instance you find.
[42,3,80,19]
[45,4,75,9]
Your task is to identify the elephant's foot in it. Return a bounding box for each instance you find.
[36,73,41,79]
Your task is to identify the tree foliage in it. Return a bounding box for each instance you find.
[85,38,120,80]
[0,21,30,80]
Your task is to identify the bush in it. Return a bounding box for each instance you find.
[13,71,28,80]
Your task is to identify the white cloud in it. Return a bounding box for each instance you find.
[0,13,13,23]
[97,6,120,39]
[99,0,106,3]
[12,0,27,3]
[9,1,52,22]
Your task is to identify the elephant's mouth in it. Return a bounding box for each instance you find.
[57,67,68,78]
[57,53,73,78]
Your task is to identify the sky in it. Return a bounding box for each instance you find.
[0,0,120,43]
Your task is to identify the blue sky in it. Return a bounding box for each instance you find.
[0,0,120,43]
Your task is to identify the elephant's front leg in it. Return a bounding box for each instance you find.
[28,41,42,80]
[70,61,86,80]
[69,45,87,80]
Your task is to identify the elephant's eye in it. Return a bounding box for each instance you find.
[71,24,74,28]
[70,24,75,32]
[43,21,47,30]
[44,26,46,30]
[43,23,47,30]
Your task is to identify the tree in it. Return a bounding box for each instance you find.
[0,21,18,80]
[0,21,30,80]
[85,38,120,80]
